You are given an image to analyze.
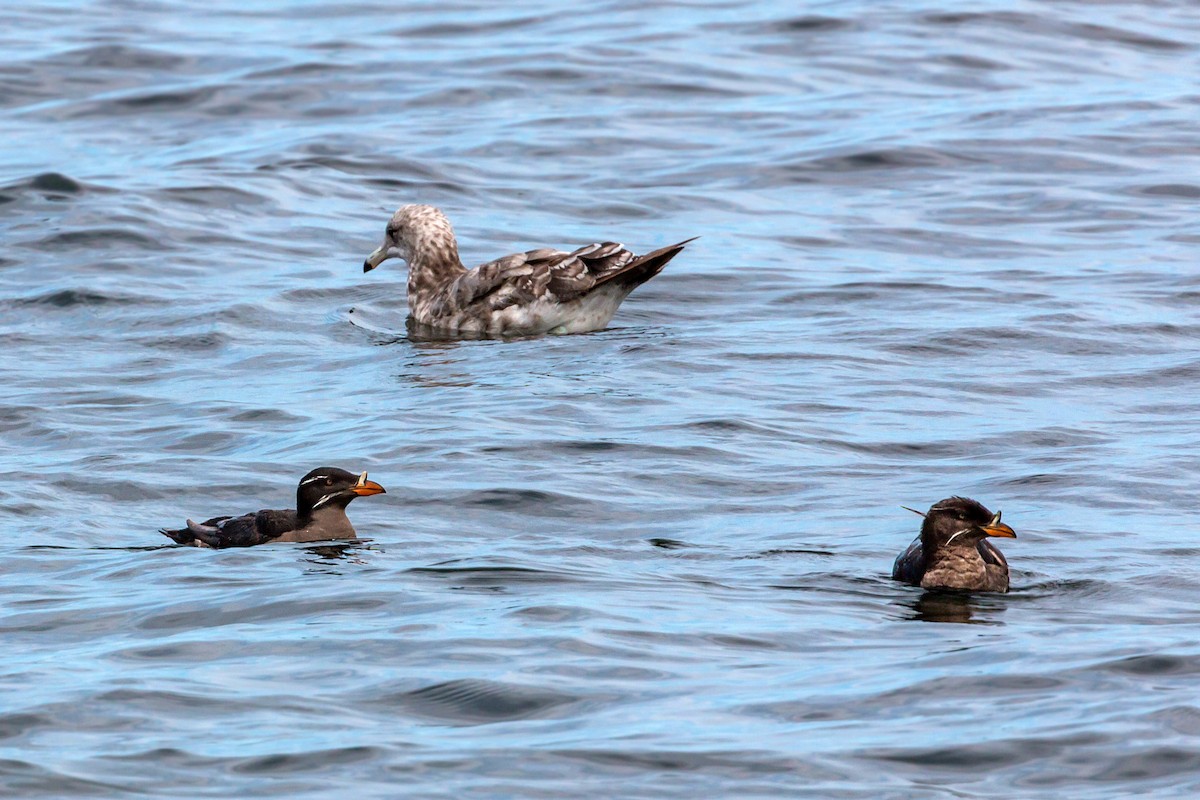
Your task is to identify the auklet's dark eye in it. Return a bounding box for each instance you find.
[325,477,333,486]
[956,512,966,521]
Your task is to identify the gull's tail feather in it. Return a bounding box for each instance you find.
[599,237,697,291]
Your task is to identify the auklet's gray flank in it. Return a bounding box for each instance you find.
[363,204,694,335]
[891,496,1017,593]
[160,467,385,548]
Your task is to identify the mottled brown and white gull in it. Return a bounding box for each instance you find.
[363,204,694,336]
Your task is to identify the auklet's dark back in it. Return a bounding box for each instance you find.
[891,496,1017,593]
[160,467,385,548]
[363,204,694,336]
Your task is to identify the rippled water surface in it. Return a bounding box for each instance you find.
[3,1,1200,797]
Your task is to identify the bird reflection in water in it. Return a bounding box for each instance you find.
[905,590,1004,624]
[406,317,495,342]
[301,541,373,568]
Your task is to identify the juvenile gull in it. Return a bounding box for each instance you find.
[363,204,694,336]
[160,467,385,548]
[891,496,1017,593]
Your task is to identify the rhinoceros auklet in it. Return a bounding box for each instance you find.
[891,496,1017,593]
[160,467,385,548]
[363,204,694,336]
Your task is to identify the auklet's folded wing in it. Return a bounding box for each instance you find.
[891,537,925,585]
[978,539,1009,570]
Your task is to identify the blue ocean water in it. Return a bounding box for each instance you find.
[2,1,1200,796]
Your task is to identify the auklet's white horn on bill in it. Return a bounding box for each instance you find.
[891,496,1018,593]
[363,204,695,336]
[160,467,385,548]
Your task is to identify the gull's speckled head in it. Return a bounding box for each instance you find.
[363,204,460,273]
[917,496,1016,549]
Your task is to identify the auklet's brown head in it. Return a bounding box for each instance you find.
[363,204,461,273]
[892,496,1017,593]
[917,496,1015,552]
[296,467,386,520]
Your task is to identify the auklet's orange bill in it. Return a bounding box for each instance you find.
[891,496,1017,593]
[363,204,694,336]
[160,467,385,548]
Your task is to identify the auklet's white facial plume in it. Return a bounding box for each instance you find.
[363,204,694,336]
